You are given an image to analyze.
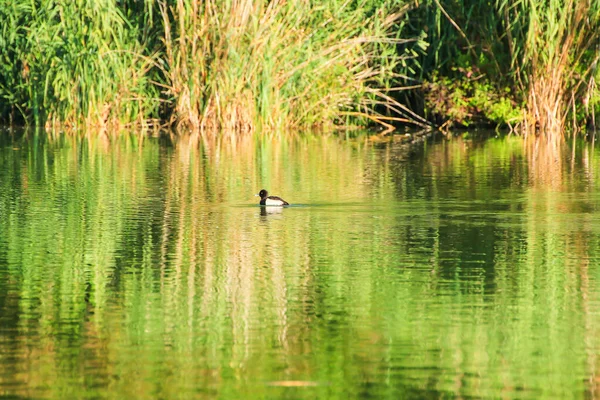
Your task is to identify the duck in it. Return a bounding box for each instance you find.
[255,189,289,206]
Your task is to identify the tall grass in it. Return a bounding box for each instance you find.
[418,0,600,137]
[160,0,427,134]
[0,0,426,133]
[1,0,599,138]
[409,0,600,137]
[0,0,160,129]
[497,0,600,139]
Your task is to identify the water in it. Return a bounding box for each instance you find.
[1,131,600,399]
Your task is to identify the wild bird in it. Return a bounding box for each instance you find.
[256,189,289,206]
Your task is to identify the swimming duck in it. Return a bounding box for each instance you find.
[256,189,289,206]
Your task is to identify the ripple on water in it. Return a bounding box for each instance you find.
[1,133,599,399]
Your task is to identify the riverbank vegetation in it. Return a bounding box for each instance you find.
[0,0,599,139]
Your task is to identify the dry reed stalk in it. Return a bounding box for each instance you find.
[523,0,599,140]
[160,0,424,136]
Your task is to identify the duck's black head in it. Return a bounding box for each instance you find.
[257,189,268,199]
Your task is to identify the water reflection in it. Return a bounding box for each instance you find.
[0,130,600,398]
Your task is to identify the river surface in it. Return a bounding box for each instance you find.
[1,130,600,399]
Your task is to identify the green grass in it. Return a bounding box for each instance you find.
[413,0,600,137]
[0,0,426,134]
[496,0,600,138]
[160,0,428,134]
[0,0,161,128]
[0,0,599,138]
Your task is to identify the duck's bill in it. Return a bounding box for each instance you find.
[254,194,260,197]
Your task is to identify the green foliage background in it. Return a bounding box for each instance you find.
[0,0,598,132]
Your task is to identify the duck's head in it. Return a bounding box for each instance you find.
[255,189,268,198]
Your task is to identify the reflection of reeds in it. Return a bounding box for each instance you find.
[525,135,565,189]
[4,132,600,398]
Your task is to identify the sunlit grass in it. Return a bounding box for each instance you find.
[0,0,161,129]
[410,0,600,137]
[2,0,599,139]
[491,0,600,138]
[160,0,427,134]
[0,0,427,134]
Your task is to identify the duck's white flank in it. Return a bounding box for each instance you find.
[265,197,286,206]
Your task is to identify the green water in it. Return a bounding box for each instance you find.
[1,131,600,399]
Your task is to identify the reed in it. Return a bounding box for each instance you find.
[0,0,160,128]
[1,0,426,133]
[159,0,427,135]
[412,0,600,136]
[497,0,600,139]
[2,0,599,138]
